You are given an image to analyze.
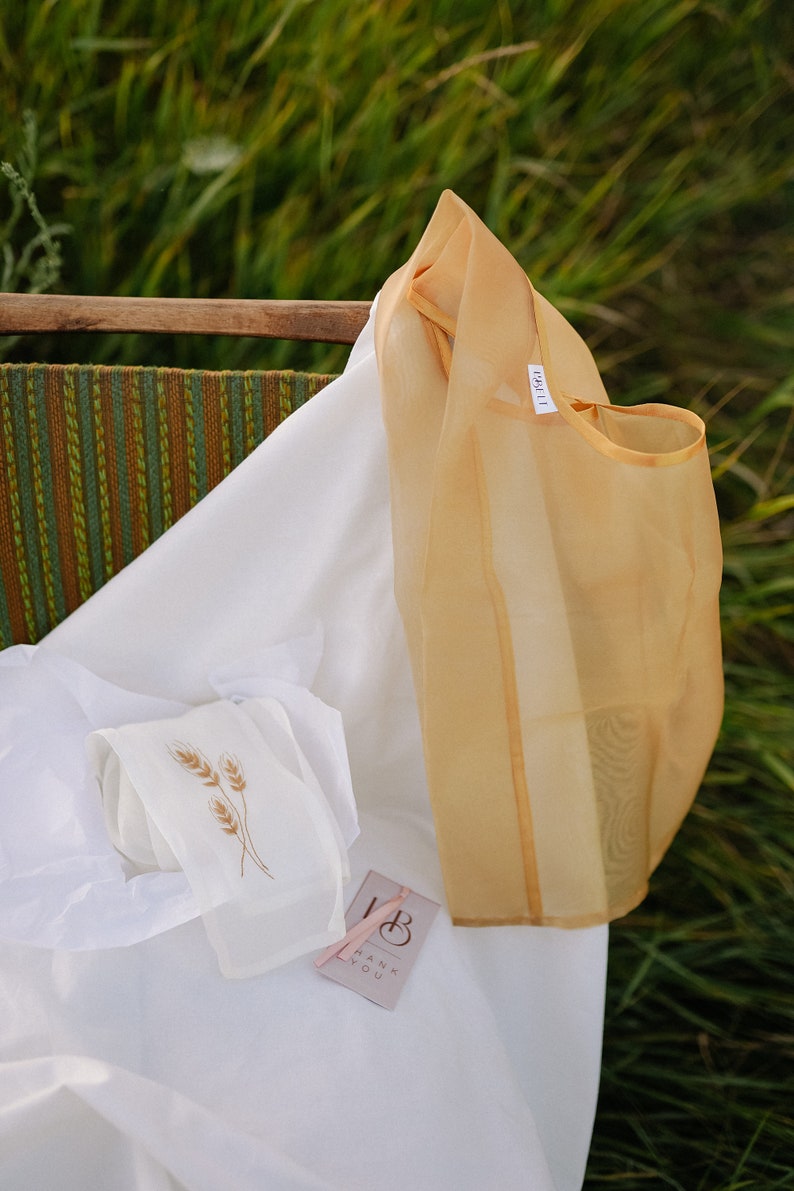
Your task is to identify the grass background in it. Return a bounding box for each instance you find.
[2,1,792,1185]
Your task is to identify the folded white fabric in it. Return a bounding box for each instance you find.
[0,299,607,1191]
[88,695,352,978]
[0,630,358,959]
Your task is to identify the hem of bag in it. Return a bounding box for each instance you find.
[450,883,651,929]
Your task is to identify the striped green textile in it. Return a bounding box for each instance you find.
[0,363,335,648]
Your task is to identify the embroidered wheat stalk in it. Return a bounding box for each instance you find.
[168,742,274,879]
[219,751,273,878]
[209,794,240,836]
[169,742,221,788]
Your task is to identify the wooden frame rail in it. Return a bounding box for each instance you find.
[0,294,372,345]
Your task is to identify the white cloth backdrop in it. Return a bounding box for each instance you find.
[0,304,607,1191]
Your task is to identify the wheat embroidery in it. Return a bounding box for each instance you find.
[168,742,274,879]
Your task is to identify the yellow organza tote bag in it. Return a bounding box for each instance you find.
[376,191,723,927]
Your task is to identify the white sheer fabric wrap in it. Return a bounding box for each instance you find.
[88,670,356,977]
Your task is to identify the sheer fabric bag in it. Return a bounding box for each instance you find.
[376,191,723,926]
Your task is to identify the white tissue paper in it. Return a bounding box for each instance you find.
[0,631,357,972]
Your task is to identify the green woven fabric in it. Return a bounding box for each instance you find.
[0,363,335,647]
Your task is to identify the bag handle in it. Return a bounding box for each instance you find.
[407,276,706,469]
[528,280,707,467]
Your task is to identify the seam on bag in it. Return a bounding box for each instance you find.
[408,284,457,338]
[410,289,454,378]
[471,430,544,923]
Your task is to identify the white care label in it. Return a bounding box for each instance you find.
[528,363,558,415]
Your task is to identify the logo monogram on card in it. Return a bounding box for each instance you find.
[363,897,413,947]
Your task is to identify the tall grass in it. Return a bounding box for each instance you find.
[2,1,792,1184]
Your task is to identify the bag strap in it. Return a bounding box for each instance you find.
[528,280,707,467]
[407,276,706,468]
